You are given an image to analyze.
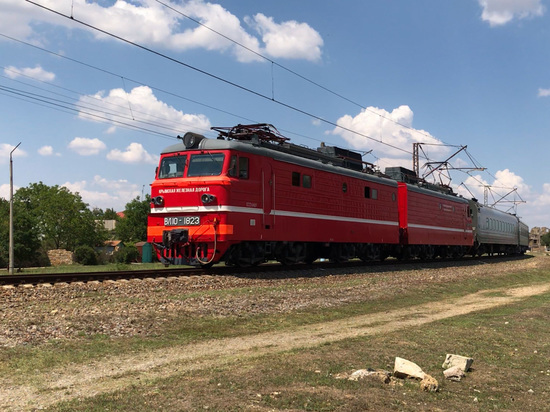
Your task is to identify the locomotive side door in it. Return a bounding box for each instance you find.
[262,163,274,230]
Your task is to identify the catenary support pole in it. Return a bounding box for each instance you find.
[9,142,21,275]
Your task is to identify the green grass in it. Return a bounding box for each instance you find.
[49,291,550,411]
[3,264,549,376]
[3,256,550,410]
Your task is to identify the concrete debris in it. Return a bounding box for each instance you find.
[348,368,391,384]
[442,354,473,372]
[394,357,426,380]
[443,366,466,381]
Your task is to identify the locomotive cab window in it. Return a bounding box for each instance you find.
[187,153,225,177]
[228,156,249,179]
[239,157,249,179]
[228,155,238,177]
[158,155,186,179]
[303,174,312,188]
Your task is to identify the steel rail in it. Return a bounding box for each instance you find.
[0,255,528,287]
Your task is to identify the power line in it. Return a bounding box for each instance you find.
[154,0,443,145]
[0,84,177,138]
[25,0,415,157]
[1,32,345,149]
[0,69,212,136]
[0,33,256,132]
[16,1,516,202]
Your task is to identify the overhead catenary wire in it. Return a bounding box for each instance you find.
[0,78,195,137]
[0,70,183,131]
[0,33,348,150]
[0,84,177,139]
[13,2,522,209]
[153,0,441,145]
[0,34,256,135]
[24,0,416,157]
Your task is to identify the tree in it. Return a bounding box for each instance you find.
[91,207,119,220]
[103,208,120,220]
[116,195,151,242]
[15,182,107,251]
[0,197,42,267]
[541,231,550,247]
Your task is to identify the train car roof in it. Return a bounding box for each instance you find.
[405,182,470,204]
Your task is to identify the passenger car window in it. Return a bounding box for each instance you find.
[187,153,225,177]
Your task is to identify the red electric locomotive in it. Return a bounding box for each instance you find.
[147,124,402,266]
[147,123,526,266]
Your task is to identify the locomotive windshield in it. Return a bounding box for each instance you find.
[187,153,225,177]
[158,155,186,179]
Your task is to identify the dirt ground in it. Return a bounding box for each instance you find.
[1,256,549,410]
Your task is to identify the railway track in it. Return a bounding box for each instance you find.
[0,267,201,287]
[0,254,528,287]
[0,262,318,287]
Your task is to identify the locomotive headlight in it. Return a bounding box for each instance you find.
[201,193,216,204]
[153,195,164,207]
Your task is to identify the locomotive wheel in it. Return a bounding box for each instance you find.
[226,242,264,267]
[330,243,355,263]
[409,246,420,260]
[358,244,380,262]
[278,242,307,265]
[419,245,435,260]
[454,246,465,258]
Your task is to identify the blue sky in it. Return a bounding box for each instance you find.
[1,0,549,228]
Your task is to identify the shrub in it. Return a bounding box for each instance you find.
[113,245,140,264]
[74,245,98,265]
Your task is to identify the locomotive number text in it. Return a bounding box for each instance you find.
[164,216,200,226]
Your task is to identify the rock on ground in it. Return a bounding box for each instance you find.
[442,354,473,372]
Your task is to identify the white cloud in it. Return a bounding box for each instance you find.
[0,183,14,200]
[38,146,54,156]
[468,169,528,206]
[493,169,530,195]
[68,137,107,156]
[3,65,55,82]
[538,88,550,97]
[78,86,211,133]
[62,175,141,211]
[6,0,323,63]
[246,13,323,61]
[107,142,159,165]
[0,0,68,43]
[331,105,449,159]
[376,156,414,172]
[479,0,545,26]
[0,143,27,164]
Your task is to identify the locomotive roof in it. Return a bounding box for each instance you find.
[161,137,400,187]
[161,135,470,204]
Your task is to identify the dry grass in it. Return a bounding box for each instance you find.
[1,255,549,411]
